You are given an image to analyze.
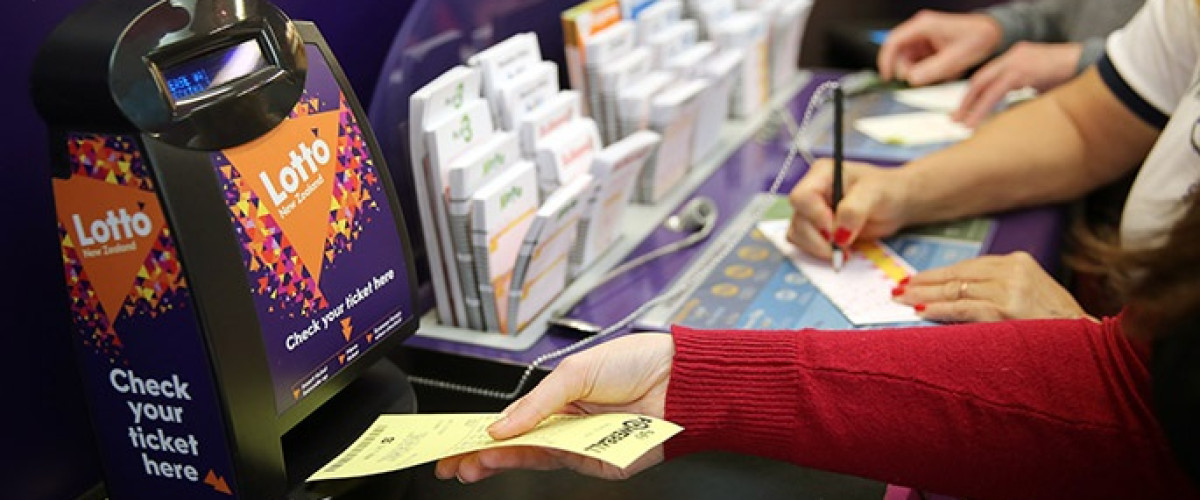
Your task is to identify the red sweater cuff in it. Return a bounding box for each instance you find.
[664,325,803,462]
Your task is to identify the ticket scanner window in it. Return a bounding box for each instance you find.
[32,1,420,498]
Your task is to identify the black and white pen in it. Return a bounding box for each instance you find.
[831,85,845,271]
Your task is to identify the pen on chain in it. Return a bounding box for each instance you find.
[831,85,845,272]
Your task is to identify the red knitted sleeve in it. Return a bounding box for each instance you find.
[663,317,1198,500]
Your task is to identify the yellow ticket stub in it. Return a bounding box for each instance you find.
[308,413,683,481]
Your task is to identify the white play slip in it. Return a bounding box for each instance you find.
[892,81,970,113]
[758,220,921,325]
[854,111,972,147]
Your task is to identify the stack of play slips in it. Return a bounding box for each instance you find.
[583,20,637,144]
[470,161,539,333]
[595,46,653,144]
[746,0,813,94]
[518,90,584,159]
[691,48,740,159]
[686,0,735,39]
[409,65,495,329]
[534,119,602,200]
[617,71,674,140]
[474,32,618,334]
[414,30,648,334]
[710,10,769,118]
[570,130,661,278]
[507,174,595,333]
[638,79,707,203]
[562,0,623,117]
[647,18,700,70]
[634,0,684,44]
[469,33,563,134]
[449,132,524,331]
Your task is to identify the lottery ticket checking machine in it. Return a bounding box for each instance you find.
[33,1,423,498]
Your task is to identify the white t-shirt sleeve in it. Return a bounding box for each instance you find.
[1108,0,1200,249]
[1105,0,1200,115]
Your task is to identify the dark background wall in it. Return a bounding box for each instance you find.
[800,0,1006,67]
[3,0,992,498]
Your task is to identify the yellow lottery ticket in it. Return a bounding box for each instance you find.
[309,413,682,481]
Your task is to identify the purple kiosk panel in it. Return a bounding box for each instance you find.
[53,132,242,500]
[213,44,413,414]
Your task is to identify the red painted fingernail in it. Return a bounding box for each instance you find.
[833,227,852,246]
[891,286,904,297]
[899,276,911,286]
[914,304,926,313]
[818,228,831,241]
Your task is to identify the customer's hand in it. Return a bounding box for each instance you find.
[435,334,675,483]
[953,41,1082,127]
[787,158,912,259]
[878,10,1003,85]
[892,251,1092,322]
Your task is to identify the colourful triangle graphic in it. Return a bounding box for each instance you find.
[203,469,232,495]
[225,110,340,285]
[53,176,166,321]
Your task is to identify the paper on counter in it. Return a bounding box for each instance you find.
[758,220,920,325]
[854,111,972,147]
[308,413,682,481]
[893,81,1038,114]
[893,81,969,112]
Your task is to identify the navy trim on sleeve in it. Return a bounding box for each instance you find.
[1097,53,1170,129]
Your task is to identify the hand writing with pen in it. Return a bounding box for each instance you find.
[787,158,1090,323]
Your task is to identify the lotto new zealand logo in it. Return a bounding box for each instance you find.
[54,172,168,323]
[72,208,153,257]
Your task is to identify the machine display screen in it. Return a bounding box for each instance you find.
[161,39,270,101]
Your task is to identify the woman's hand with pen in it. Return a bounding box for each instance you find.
[787,159,912,259]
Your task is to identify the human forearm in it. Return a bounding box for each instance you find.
[898,68,1154,225]
[1077,36,1106,74]
[665,319,1197,500]
[900,89,1093,222]
[983,0,1063,50]
[664,328,804,464]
